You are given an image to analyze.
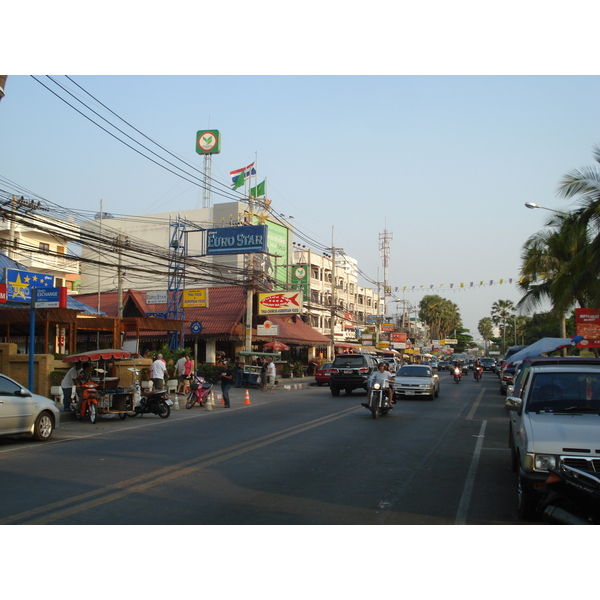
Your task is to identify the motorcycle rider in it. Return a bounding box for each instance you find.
[362,362,394,409]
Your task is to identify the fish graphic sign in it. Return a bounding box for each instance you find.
[258,291,303,315]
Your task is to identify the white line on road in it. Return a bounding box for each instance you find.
[455,419,487,525]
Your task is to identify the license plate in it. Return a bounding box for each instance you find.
[165,399,174,406]
[343,370,353,375]
[405,391,415,395]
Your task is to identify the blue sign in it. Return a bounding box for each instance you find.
[146,312,167,318]
[206,225,268,255]
[5,269,55,303]
[190,321,203,335]
[35,287,66,308]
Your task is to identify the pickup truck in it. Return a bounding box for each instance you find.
[505,356,600,519]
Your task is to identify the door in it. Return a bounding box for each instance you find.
[0,375,34,435]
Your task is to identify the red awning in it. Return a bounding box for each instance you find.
[64,349,132,363]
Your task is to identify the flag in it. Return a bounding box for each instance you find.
[250,180,266,197]
[230,162,256,188]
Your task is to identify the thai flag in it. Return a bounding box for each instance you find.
[230,162,256,185]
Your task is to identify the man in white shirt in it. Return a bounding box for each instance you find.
[266,359,277,394]
[60,361,81,411]
[152,354,167,391]
[175,354,187,394]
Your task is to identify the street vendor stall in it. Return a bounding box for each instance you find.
[238,351,281,388]
[64,349,137,419]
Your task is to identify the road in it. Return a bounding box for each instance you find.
[0,371,530,525]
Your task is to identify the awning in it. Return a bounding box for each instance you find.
[64,349,132,362]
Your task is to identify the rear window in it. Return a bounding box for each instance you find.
[333,356,367,367]
[398,366,432,378]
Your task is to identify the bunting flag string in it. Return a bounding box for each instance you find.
[391,277,523,293]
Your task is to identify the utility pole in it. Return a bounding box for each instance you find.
[328,228,344,360]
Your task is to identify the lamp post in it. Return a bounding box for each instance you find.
[524,202,568,216]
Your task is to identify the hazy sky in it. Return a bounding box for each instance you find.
[3,4,599,338]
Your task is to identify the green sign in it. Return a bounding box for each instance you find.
[196,130,221,154]
[291,265,309,297]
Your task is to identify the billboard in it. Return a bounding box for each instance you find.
[5,269,54,303]
[206,225,268,255]
[258,291,303,315]
[183,288,209,308]
[576,308,600,348]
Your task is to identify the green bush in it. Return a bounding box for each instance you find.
[49,370,67,386]
[196,363,220,384]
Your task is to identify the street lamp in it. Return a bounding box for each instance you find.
[524,202,568,216]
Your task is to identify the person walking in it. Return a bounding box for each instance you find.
[266,358,277,394]
[60,361,81,411]
[220,360,233,407]
[152,353,167,391]
[260,358,268,392]
[183,355,194,394]
[234,357,244,387]
[175,353,187,394]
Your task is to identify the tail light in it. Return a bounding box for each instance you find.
[358,368,369,374]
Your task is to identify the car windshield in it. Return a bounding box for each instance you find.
[333,356,366,367]
[527,372,600,412]
[397,366,432,378]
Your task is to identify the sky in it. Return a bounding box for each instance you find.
[2,4,600,343]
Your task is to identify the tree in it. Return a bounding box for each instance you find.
[478,317,493,354]
[491,299,515,354]
[418,295,461,340]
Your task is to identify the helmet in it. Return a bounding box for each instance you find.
[378,362,387,368]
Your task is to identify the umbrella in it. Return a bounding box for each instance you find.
[63,349,132,363]
[503,336,583,368]
[262,341,290,352]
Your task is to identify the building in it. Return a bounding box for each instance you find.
[291,245,384,348]
[0,198,81,293]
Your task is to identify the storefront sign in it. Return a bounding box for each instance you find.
[576,308,600,347]
[146,290,167,305]
[183,288,209,308]
[258,291,303,315]
[5,268,54,303]
[206,225,268,255]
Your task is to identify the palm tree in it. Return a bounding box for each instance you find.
[478,317,493,354]
[418,295,461,341]
[491,300,515,353]
[555,144,600,307]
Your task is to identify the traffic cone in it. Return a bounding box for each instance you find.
[173,394,180,410]
[205,392,213,411]
[244,389,251,405]
[220,393,225,404]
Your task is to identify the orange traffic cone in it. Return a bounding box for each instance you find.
[244,389,251,405]
[220,394,225,404]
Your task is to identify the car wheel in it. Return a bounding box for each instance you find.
[516,473,537,520]
[317,382,323,387]
[32,411,54,441]
[330,386,340,397]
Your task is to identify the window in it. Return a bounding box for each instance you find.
[39,242,50,254]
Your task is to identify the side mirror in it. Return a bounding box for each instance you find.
[15,388,32,397]
[505,396,522,412]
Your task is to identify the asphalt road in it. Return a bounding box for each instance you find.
[0,371,533,525]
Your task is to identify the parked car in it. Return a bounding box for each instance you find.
[0,373,60,441]
[315,362,333,386]
[329,353,379,396]
[505,356,600,519]
[499,345,527,395]
[393,364,439,400]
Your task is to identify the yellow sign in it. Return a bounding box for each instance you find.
[258,291,303,315]
[183,288,209,308]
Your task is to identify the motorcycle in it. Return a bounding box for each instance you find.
[367,382,392,419]
[71,381,100,423]
[473,366,483,381]
[453,367,462,383]
[538,464,600,525]
[127,389,173,418]
[186,375,213,409]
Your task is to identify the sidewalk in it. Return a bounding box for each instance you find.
[58,376,316,423]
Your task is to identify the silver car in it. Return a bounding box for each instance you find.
[0,373,60,441]
[393,364,439,400]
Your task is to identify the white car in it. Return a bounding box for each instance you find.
[505,357,600,519]
[393,364,439,400]
[0,373,60,441]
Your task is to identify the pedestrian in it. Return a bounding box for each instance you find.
[220,360,233,407]
[175,353,187,394]
[152,353,167,391]
[60,361,81,412]
[183,354,194,394]
[266,358,277,394]
[260,358,268,391]
[234,357,244,387]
